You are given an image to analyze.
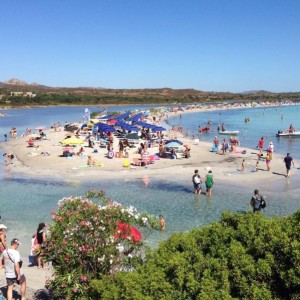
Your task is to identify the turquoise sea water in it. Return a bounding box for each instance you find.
[1,104,300,257]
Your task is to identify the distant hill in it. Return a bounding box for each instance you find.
[4,78,35,86]
[1,78,299,107]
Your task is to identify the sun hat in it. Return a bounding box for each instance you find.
[0,224,7,229]
[11,238,22,245]
[269,141,273,144]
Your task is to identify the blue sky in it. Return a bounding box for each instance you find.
[1,0,299,92]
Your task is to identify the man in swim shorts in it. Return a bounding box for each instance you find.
[284,153,295,178]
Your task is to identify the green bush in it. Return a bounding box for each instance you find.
[90,211,300,299]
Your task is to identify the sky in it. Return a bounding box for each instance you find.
[0,0,300,92]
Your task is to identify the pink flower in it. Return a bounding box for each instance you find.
[73,287,78,292]
[81,275,87,282]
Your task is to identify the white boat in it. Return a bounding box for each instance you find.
[218,130,239,135]
[276,130,300,137]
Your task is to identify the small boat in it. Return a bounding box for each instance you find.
[276,130,300,137]
[218,130,239,135]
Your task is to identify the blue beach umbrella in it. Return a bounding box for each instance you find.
[152,126,166,131]
[165,141,182,148]
[165,139,183,146]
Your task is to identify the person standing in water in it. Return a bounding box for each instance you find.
[159,215,166,231]
[205,170,214,196]
[192,169,202,195]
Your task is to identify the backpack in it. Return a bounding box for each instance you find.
[260,197,267,209]
[250,197,255,207]
[193,175,201,184]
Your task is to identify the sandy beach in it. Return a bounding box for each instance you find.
[1,116,290,186]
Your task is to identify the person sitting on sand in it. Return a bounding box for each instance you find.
[3,153,14,165]
[77,147,85,156]
[87,155,97,166]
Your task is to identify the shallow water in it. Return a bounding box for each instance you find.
[1,104,300,257]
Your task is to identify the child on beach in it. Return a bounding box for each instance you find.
[256,161,259,172]
[241,159,246,172]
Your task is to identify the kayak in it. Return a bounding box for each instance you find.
[218,130,239,135]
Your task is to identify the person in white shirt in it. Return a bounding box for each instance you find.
[0,238,26,300]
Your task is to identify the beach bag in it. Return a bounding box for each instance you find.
[250,197,255,207]
[260,197,267,209]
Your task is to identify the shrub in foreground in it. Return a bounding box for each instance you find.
[90,210,300,300]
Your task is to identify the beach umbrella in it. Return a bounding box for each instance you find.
[98,114,113,120]
[165,141,182,148]
[127,112,144,122]
[152,126,166,131]
[115,111,131,121]
[126,133,139,140]
[61,137,84,145]
[35,126,46,130]
[165,139,183,146]
[114,222,142,243]
[107,119,117,125]
[100,126,116,133]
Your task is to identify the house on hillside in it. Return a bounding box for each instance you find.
[10,91,36,97]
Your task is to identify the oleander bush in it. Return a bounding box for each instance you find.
[45,190,160,300]
[90,210,300,300]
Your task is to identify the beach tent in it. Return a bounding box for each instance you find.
[61,137,83,145]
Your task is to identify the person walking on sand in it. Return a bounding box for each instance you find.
[205,170,214,196]
[284,153,295,178]
[213,136,219,154]
[192,169,202,195]
[221,139,228,155]
[241,159,246,172]
[0,238,26,300]
[36,223,48,269]
[257,137,264,155]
